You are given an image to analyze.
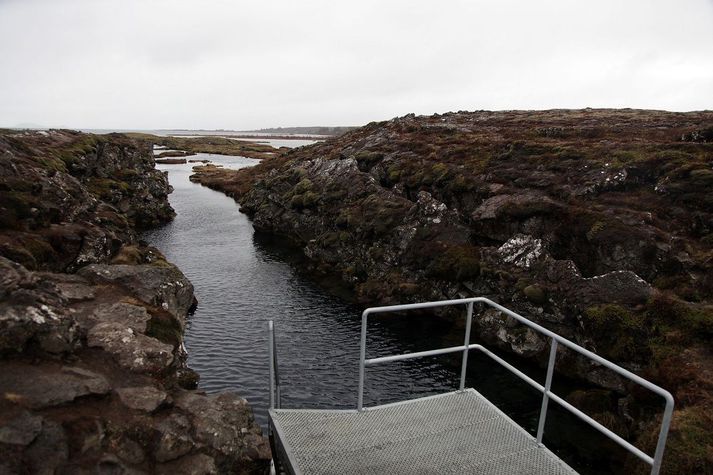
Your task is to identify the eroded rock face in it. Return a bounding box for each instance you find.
[0,258,270,473]
[0,131,269,474]
[221,111,712,372]
[0,130,175,272]
[0,364,110,409]
[78,264,195,327]
[88,322,175,373]
[174,392,271,466]
[189,111,713,471]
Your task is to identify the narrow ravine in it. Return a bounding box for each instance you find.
[142,151,461,424]
[144,148,628,475]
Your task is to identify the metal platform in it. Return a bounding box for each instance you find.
[269,389,578,475]
[267,297,674,475]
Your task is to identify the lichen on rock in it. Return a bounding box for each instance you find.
[0,130,270,474]
[188,109,713,473]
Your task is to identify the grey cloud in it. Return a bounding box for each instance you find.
[0,0,711,129]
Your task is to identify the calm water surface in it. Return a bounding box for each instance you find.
[144,148,629,474]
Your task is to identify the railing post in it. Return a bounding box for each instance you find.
[651,393,675,475]
[274,328,281,409]
[268,320,275,410]
[536,337,558,444]
[459,302,474,390]
[357,310,368,411]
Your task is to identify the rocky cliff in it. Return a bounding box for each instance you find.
[192,109,713,474]
[0,130,269,474]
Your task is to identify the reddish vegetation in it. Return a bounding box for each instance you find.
[191,109,713,473]
[0,130,270,473]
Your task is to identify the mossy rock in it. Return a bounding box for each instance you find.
[293,178,314,195]
[145,312,182,347]
[428,244,481,281]
[290,194,304,209]
[110,245,143,265]
[523,284,547,305]
[302,191,318,208]
[290,191,319,210]
[635,404,713,475]
[354,151,384,171]
[583,304,650,362]
[646,295,713,342]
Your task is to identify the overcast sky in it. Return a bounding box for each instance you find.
[1,0,712,130]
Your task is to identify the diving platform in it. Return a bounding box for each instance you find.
[266,297,674,475]
[270,389,576,474]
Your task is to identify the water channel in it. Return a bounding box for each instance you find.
[144,144,630,474]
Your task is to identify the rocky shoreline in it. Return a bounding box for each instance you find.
[0,130,269,474]
[191,109,713,474]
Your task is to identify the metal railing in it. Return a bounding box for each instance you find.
[268,320,281,409]
[355,297,674,475]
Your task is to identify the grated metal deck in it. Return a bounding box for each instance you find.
[269,389,579,474]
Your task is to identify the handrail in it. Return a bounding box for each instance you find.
[268,320,281,409]
[356,297,674,475]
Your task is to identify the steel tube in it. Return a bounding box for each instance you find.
[478,298,675,404]
[651,394,675,475]
[357,310,368,411]
[460,302,474,390]
[273,327,281,409]
[352,297,673,468]
[365,345,470,366]
[474,345,545,393]
[268,320,275,410]
[548,392,654,465]
[536,338,558,444]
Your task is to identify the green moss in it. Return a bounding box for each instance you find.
[583,304,650,362]
[609,149,648,166]
[290,194,304,209]
[354,151,383,166]
[682,306,713,339]
[290,191,318,209]
[448,175,471,193]
[523,285,547,305]
[302,191,318,208]
[145,313,182,346]
[34,156,67,173]
[387,165,401,182]
[637,405,713,475]
[86,177,130,200]
[53,134,100,170]
[291,168,308,181]
[646,295,713,342]
[586,221,606,241]
[429,245,481,281]
[431,163,449,184]
[293,178,314,195]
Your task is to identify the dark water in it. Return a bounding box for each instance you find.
[144,151,632,474]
